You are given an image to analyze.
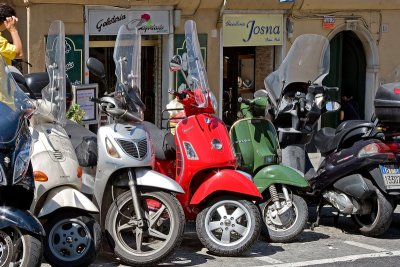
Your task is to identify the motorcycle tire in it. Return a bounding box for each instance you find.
[351,189,393,237]
[0,230,13,266]
[5,228,42,267]
[105,190,185,266]
[259,193,308,243]
[196,197,261,256]
[43,211,101,267]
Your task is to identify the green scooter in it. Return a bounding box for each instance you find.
[229,90,309,243]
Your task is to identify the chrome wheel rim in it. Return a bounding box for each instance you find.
[113,194,175,256]
[264,197,299,232]
[204,200,252,247]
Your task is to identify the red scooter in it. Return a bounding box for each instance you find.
[147,20,262,256]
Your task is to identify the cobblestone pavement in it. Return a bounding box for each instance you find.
[40,206,400,267]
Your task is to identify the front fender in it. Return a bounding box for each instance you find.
[136,169,184,194]
[0,207,45,236]
[190,169,262,205]
[253,165,309,193]
[38,186,99,218]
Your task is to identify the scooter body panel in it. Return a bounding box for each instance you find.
[230,117,279,174]
[310,138,396,193]
[30,123,81,203]
[189,169,262,206]
[94,122,154,208]
[253,165,309,193]
[37,186,99,218]
[0,207,45,236]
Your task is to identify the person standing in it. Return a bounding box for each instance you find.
[340,94,361,121]
[0,3,23,65]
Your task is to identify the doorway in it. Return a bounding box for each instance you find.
[322,30,366,128]
[88,36,160,124]
[223,47,255,127]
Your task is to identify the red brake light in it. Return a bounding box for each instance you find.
[394,88,400,94]
[385,142,400,153]
[358,142,395,159]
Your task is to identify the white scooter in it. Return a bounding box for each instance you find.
[16,21,101,267]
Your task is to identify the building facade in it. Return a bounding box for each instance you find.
[8,0,400,127]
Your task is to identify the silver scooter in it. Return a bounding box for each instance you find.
[85,25,186,266]
[25,21,101,267]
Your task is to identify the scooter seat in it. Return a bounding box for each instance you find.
[314,120,375,156]
[142,121,176,161]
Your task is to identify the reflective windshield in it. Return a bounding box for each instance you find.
[42,20,66,125]
[113,24,144,120]
[185,20,210,109]
[0,58,35,144]
[265,34,330,106]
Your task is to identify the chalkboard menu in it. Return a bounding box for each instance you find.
[65,35,84,85]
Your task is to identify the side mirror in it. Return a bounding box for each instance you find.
[325,101,341,112]
[170,55,183,72]
[86,57,105,79]
[254,89,269,98]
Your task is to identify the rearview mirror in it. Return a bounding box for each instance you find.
[86,57,105,79]
[170,55,183,72]
[325,101,341,112]
[254,89,269,98]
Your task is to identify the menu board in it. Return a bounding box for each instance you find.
[73,84,98,124]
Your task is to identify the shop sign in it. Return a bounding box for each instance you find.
[223,14,283,47]
[323,16,335,29]
[65,35,83,85]
[88,9,171,35]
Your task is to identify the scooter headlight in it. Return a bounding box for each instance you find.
[13,148,31,184]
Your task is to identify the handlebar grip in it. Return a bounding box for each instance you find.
[325,86,339,92]
[168,89,186,99]
[299,99,305,113]
[89,97,103,104]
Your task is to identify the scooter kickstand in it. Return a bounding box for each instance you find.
[310,200,323,231]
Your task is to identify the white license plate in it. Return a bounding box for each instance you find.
[380,164,400,189]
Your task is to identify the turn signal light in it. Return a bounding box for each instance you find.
[34,171,48,182]
[77,166,83,178]
[358,142,395,159]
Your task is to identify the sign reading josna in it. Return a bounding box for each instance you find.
[223,14,283,47]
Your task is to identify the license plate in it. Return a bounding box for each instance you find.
[379,164,400,189]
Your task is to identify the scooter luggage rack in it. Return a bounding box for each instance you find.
[161,108,186,131]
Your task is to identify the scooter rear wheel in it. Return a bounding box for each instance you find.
[351,189,393,237]
[196,197,261,256]
[105,190,185,266]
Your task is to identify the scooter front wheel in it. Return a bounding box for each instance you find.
[196,197,261,256]
[105,190,185,266]
[2,227,42,267]
[259,193,308,243]
[43,211,101,267]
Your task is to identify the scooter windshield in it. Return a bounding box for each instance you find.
[264,34,330,107]
[113,24,144,120]
[185,20,210,109]
[42,20,66,126]
[0,58,35,144]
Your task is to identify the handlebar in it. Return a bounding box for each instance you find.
[89,97,104,104]
[168,89,187,100]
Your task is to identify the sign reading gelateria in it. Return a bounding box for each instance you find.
[88,8,171,35]
[223,14,283,47]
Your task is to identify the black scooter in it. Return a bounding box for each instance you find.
[263,34,396,237]
[0,61,44,266]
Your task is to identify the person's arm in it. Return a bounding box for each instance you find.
[4,16,23,59]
